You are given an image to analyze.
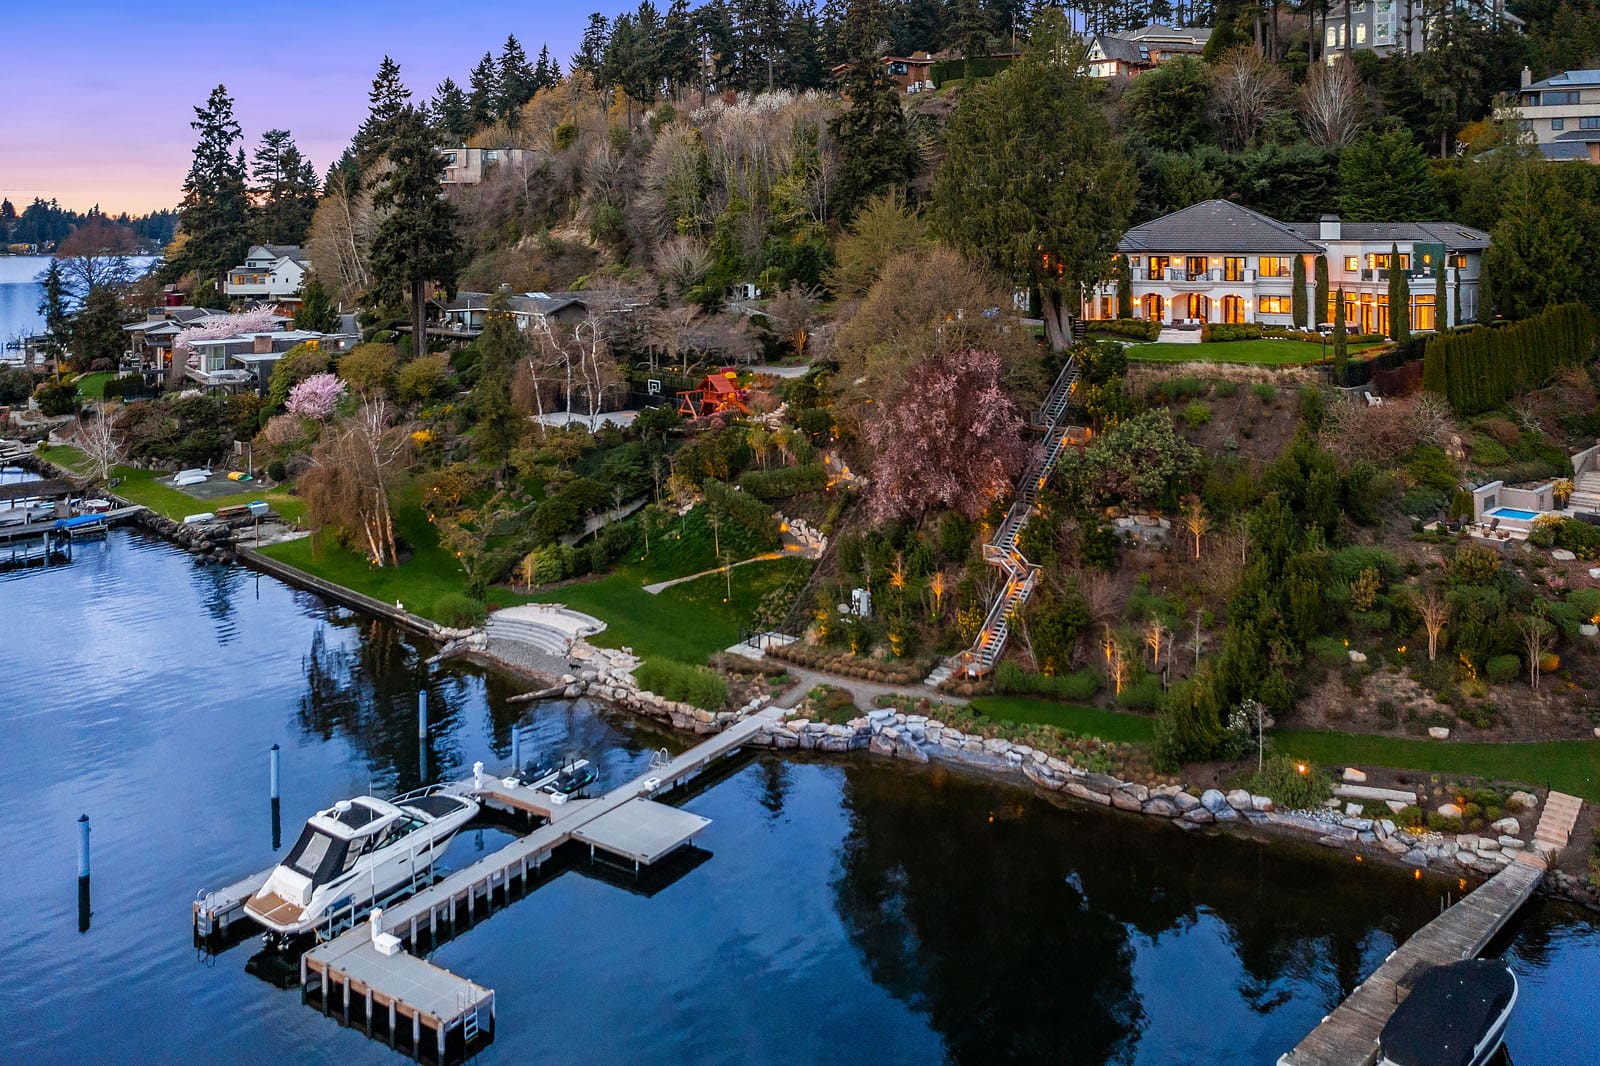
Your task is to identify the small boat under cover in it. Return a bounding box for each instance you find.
[1379,958,1518,1066]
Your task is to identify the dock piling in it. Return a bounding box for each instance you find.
[77,813,91,933]
[417,690,428,739]
[269,744,280,799]
[270,744,282,849]
[510,727,521,777]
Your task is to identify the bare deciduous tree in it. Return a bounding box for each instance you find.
[300,398,413,567]
[653,236,712,298]
[1520,612,1555,690]
[528,298,625,430]
[74,404,125,483]
[1210,46,1290,151]
[1410,586,1451,662]
[1298,59,1367,148]
[308,168,375,304]
[764,283,821,359]
[1182,495,1210,560]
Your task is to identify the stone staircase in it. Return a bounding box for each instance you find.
[1156,327,1203,344]
[927,360,1083,684]
[1532,790,1583,860]
[1569,471,1600,514]
[484,605,607,658]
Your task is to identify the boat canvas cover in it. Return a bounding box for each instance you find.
[1379,959,1514,1066]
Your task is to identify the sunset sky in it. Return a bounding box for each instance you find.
[0,2,583,216]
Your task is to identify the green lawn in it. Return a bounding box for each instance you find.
[37,444,305,522]
[532,555,811,664]
[74,373,115,399]
[968,696,1158,744]
[1116,338,1383,365]
[1275,729,1600,803]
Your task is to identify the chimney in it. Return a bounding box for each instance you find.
[1319,213,1341,241]
[252,334,274,355]
[1521,65,1533,88]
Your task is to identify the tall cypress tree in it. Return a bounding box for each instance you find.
[173,85,251,286]
[1116,254,1133,319]
[1387,242,1410,342]
[1332,287,1349,383]
[368,107,463,357]
[1435,256,1447,330]
[1291,254,1307,328]
[1313,254,1330,326]
[353,57,413,178]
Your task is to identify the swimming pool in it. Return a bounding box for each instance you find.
[1487,507,1541,521]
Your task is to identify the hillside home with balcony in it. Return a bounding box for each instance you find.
[1086,200,1488,334]
[1320,0,1521,60]
[222,245,309,305]
[438,147,532,185]
[185,329,356,393]
[1085,24,1210,78]
[1501,67,1600,161]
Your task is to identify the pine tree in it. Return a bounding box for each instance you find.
[661,0,700,93]
[1481,162,1581,320]
[1291,254,1307,328]
[831,47,918,220]
[694,1,739,99]
[37,259,70,356]
[777,1,827,90]
[71,285,127,370]
[368,107,463,358]
[251,129,319,245]
[1332,287,1349,383]
[353,57,413,177]
[533,45,560,92]
[498,35,537,122]
[467,52,500,131]
[173,85,251,285]
[294,275,340,333]
[431,78,472,141]
[575,13,612,78]
[1314,254,1330,326]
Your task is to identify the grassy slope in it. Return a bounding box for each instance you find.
[74,373,115,399]
[1274,729,1600,803]
[1117,339,1382,365]
[37,445,305,522]
[968,696,1157,744]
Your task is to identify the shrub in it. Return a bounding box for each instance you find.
[1450,543,1502,585]
[1214,379,1239,398]
[1251,382,1278,403]
[1182,400,1212,428]
[1485,654,1521,682]
[35,380,79,416]
[433,593,486,628]
[633,658,730,711]
[266,460,288,482]
[738,462,826,499]
[1427,811,1467,834]
[1243,755,1334,810]
[1116,673,1163,710]
[1309,635,1349,667]
[993,662,1101,700]
[1091,319,1160,341]
[1394,804,1425,828]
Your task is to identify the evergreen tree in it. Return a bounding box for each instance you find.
[736,0,789,90]
[1482,162,1582,320]
[173,85,251,285]
[1338,128,1440,223]
[1115,254,1133,318]
[1332,287,1348,383]
[294,275,340,333]
[777,1,827,90]
[694,1,739,97]
[533,45,560,92]
[931,15,1135,350]
[498,35,537,122]
[575,13,612,78]
[467,52,499,131]
[473,294,524,473]
[37,260,70,356]
[1291,253,1308,328]
[661,0,700,93]
[830,47,918,220]
[353,56,413,177]
[251,129,319,246]
[430,78,472,141]
[71,285,127,369]
[1435,256,1448,330]
[1314,254,1330,326]
[1388,243,1411,342]
[368,107,464,358]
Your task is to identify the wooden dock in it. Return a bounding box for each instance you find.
[282,705,784,1061]
[1282,790,1583,1065]
[0,504,144,544]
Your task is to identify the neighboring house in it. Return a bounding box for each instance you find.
[122,306,232,370]
[1086,199,1488,333]
[829,50,1020,94]
[1320,0,1521,59]
[186,329,356,393]
[1501,67,1600,162]
[223,245,309,305]
[438,147,532,185]
[1085,24,1210,78]
[427,291,592,341]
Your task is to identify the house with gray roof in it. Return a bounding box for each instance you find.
[223,244,310,304]
[1085,24,1210,78]
[1499,68,1600,162]
[1087,200,1488,334]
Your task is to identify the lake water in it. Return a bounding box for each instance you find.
[1,528,1596,1064]
[0,255,158,349]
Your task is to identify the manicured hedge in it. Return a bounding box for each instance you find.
[1422,303,1597,414]
[1090,319,1161,341]
[739,461,826,500]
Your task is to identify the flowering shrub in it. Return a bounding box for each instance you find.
[173,308,282,368]
[286,373,346,420]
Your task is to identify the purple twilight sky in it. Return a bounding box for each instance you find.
[0,2,584,216]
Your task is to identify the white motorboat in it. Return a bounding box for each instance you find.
[244,787,478,941]
[1379,958,1518,1066]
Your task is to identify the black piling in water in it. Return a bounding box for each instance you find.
[270,744,282,850]
[77,814,91,933]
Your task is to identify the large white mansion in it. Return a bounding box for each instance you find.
[1086,200,1489,335]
